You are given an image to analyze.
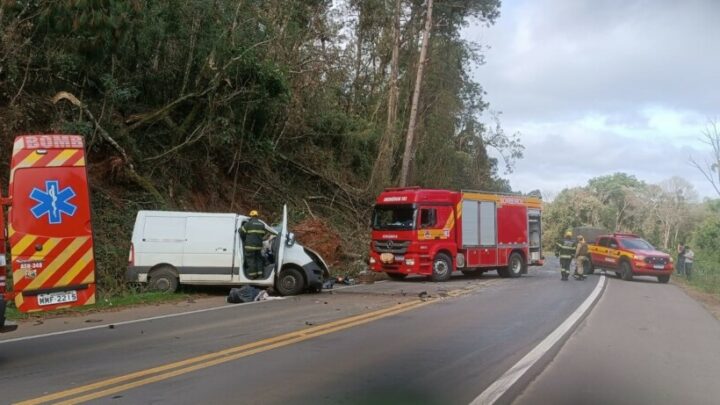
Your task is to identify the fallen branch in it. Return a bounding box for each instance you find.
[52,91,167,206]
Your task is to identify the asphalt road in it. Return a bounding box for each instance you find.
[1,264,597,404]
[514,273,720,405]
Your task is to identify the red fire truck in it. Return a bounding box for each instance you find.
[369,187,543,281]
[1,134,96,333]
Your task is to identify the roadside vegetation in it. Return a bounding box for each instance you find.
[0,0,520,297]
[543,173,720,296]
[6,290,199,321]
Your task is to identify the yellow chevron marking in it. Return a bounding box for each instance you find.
[10,151,43,182]
[444,212,455,230]
[8,224,15,237]
[26,237,88,291]
[80,269,96,285]
[48,149,79,167]
[11,235,38,256]
[14,291,25,308]
[25,238,63,261]
[17,151,43,168]
[12,138,25,156]
[57,249,94,286]
[74,157,86,166]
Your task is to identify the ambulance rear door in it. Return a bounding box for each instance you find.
[8,135,96,312]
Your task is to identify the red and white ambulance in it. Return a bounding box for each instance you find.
[1,134,96,332]
[369,187,543,281]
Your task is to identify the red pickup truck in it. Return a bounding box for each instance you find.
[588,233,674,283]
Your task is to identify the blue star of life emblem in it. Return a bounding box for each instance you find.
[29,180,77,225]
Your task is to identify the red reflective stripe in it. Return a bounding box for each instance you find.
[69,259,95,286]
[14,236,49,260]
[12,238,74,292]
[37,239,93,290]
[10,148,34,167]
[63,150,85,167]
[32,149,64,168]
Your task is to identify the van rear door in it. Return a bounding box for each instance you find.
[8,135,95,312]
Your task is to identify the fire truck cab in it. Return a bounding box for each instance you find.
[369,187,543,281]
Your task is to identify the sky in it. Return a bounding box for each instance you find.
[463,0,720,200]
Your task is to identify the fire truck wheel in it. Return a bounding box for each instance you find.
[148,267,179,293]
[620,261,633,281]
[386,273,407,281]
[431,253,453,282]
[657,275,670,284]
[277,267,305,296]
[505,252,525,278]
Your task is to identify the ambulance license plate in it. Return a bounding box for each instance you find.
[38,290,78,306]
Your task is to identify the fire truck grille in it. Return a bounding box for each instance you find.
[373,240,410,254]
[644,257,668,265]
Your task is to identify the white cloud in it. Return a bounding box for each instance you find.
[465,0,720,199]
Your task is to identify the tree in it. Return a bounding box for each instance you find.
[399,0,434,187]
[587,173,645,231]
[690,119,720,197]
[368,0,402,194]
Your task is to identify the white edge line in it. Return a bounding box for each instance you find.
[0,281,385,345]
[470,275,607,405]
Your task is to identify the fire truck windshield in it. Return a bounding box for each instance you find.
[372,205,416,230]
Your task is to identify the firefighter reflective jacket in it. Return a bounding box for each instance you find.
[556,238,576,259]
[240,218,267,250]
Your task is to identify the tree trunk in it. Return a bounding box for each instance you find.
[399,0,433,187]
[368,0,402,194]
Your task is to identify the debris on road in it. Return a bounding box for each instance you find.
[227,286,261,304]
[358,270,375,284]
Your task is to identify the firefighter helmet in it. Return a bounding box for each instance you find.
[249,210,259,217]
[565,230,573,237]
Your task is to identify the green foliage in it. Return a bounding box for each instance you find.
[0,0,511,292]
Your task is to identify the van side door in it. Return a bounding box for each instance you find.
[182,216,234,281]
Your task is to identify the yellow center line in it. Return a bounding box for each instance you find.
[18,294,468,405]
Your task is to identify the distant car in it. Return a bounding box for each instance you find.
[588,233,673,283]
[125,206,330,295]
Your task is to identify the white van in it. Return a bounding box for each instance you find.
[125,206,330,295]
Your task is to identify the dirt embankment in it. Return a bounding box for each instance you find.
[292,218,343,267]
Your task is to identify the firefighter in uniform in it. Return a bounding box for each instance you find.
[555,230,576,281]
[240,210,269,279]
[574,235,589,280]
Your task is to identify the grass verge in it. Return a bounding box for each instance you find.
[5,291,199,321]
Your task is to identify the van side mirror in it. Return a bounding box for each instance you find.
[286,232,296,247]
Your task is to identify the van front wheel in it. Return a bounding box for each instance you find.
[277,268,305,296]
[148,267,179,293]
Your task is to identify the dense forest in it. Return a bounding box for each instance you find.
[0,0,521,291]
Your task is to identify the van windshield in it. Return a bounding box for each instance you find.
[372,205,416,230]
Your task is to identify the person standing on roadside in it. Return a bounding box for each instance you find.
[574,235,588,280]
[555,231,576,281]
[676,243,686,276]
[684,246,695,281]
